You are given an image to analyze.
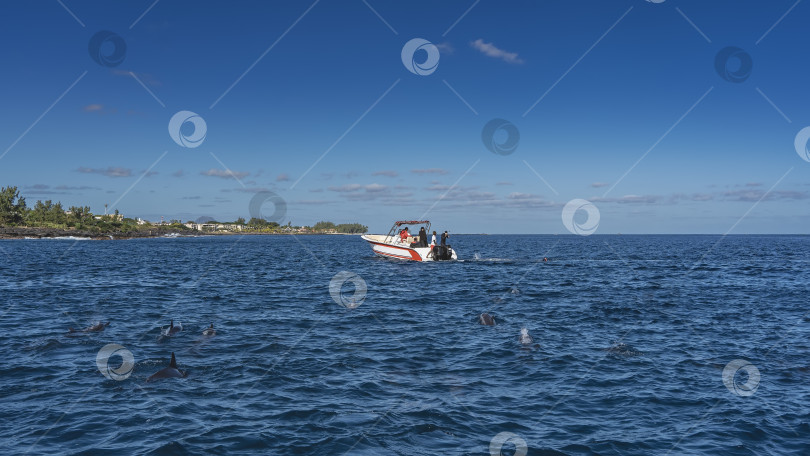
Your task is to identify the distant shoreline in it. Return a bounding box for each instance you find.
[0,226,366,240]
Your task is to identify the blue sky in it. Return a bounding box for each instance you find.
[1,0,808,234]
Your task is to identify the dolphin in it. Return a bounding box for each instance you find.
[146,352,187,382]
[479,313,496,326]
[68,321,109,333]
[606,342,643,357]
[165,320,182,337]
[202,324,216,336]
[519,327,534,345]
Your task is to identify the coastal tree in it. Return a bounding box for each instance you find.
[311,221,367,233]
[28,200,51,224]
[336,223,368,234]
[67,205,92,225]
[50,202,66,224]
[248,217,279,229]
[312,221,335,231]
[0,186,27,226]
[28,200,67,225]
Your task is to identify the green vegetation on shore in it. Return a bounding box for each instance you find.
[311,221,368,234]
[0,186,367,236]
[0,186,159,234]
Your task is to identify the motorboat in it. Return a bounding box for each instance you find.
[361,220,457,261]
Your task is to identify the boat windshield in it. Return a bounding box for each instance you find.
[385,221,431,244]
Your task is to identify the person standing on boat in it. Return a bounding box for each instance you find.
[418,226,428,247]
[441,231,449,246]
[431,231,437,247]
[399,227,409,244]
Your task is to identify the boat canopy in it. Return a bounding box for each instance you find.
[386,220,431,242]
[393,220,430,226]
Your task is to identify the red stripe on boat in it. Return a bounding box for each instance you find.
[367,240,423,261]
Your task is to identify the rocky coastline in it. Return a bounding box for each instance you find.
[0,226,194,240]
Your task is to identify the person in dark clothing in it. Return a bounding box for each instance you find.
[441,231,449,246]
[418,227,428,247]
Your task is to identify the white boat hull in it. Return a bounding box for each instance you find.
[361,235,457,262]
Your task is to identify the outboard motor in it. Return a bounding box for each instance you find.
[431,245,453,261]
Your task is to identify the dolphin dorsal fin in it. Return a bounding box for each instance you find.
[170,352,177,368]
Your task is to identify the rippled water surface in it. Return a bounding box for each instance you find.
[1,235,809,455]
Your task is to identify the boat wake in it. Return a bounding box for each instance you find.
[462,253,515,263]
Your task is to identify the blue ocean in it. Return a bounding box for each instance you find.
[1,235,808,455]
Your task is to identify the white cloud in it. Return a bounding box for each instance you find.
[722,189,808,202]
[507,192,539,200]
[294,199,331,205]
[412,168,449,175]
[233,187,271,193]
[435,42,454,54]
[54,185,99,190]
[201,169,250,179]
[328,183,364,192]
[470,39,524,64]
[328,183,388,193]
[591,194,661,204]
[327,183,392,201]
[76,166,132,178]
